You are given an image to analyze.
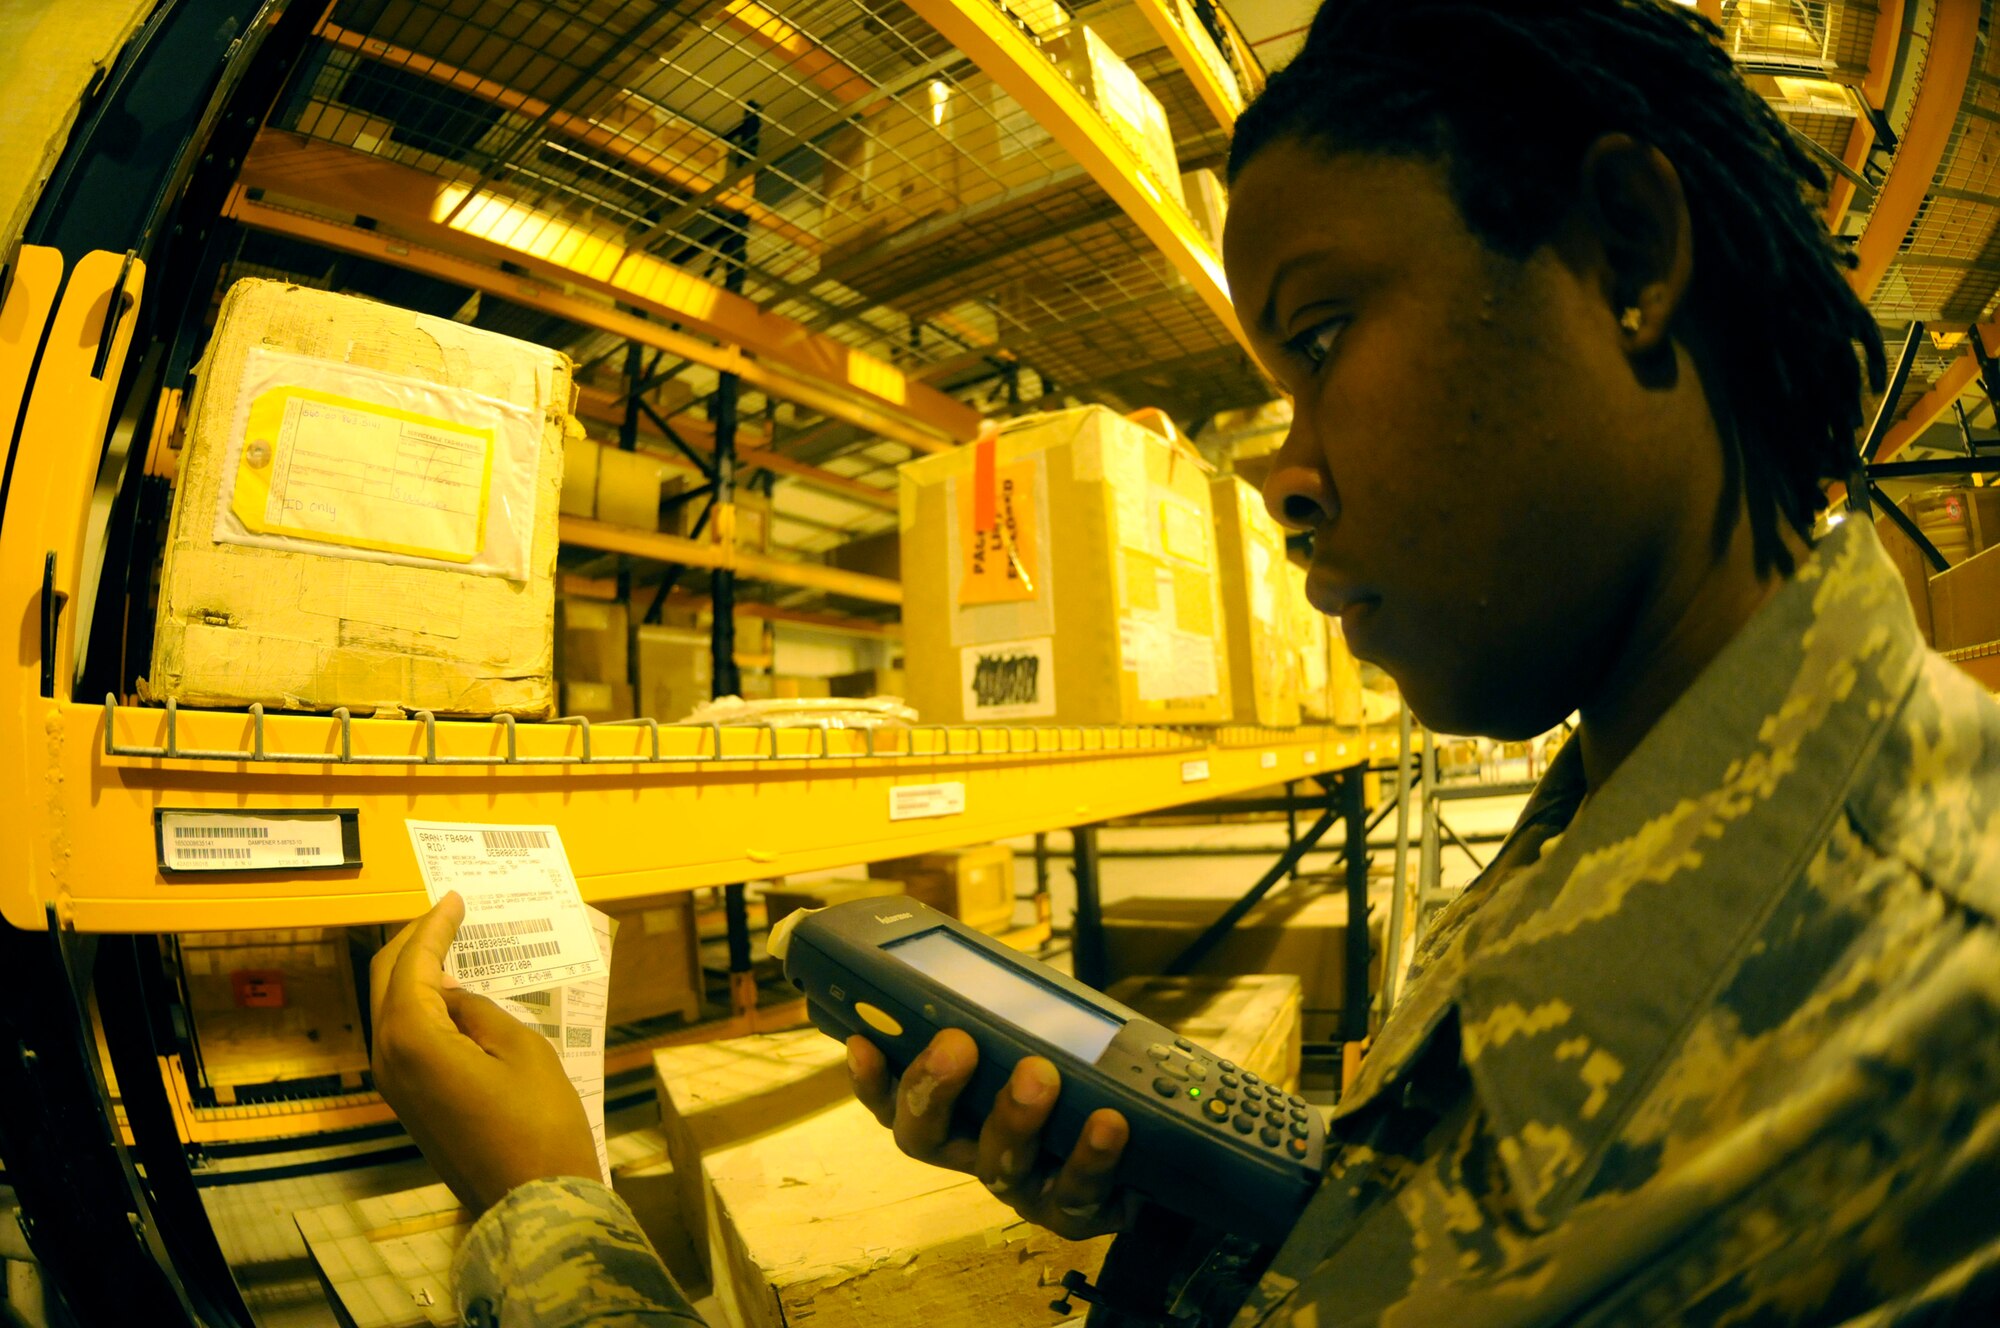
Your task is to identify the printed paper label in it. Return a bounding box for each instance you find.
[1158,493,1210,567]
[1181,759,1211,783]
[961,636,1056,719]
[1260,751,1278,770]
[160,811,344,871]
[889,782,967,821]
[495,906,612,1181]
[957,455,1041,606]
[405,820,607,996]
[234,386,494,563]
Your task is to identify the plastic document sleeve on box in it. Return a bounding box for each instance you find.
[213,348,543,580]
[405,820,606,996]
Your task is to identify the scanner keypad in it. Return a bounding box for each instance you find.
[1144,1036,1320,1168]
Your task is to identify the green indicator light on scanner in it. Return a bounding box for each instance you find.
[1188,1087,1201,1098]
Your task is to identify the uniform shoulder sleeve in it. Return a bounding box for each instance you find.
[453,1176,706,1327]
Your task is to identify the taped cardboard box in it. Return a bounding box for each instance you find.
[1106,974,1302,1092]
[1049,24,1185,209]
[177,928,368,1102]
[661,1029,1111,1328]
[557,595,629,684]
[822,88,963,263]
[956,73,1082,214]
[1212,475,1301,727]
[1929,541,2000,652]
[1875,512,1935,644]
[596,442,676,530]
[868,845,1017,934]
[561,679,635,722]
[561,431,602,518]
[900,405,1232,724]
[654,1030,853,1280]
[1099,893,1383,1042]
[603,894,703,1027]
[761,877,904,929]
[146,279,574,717]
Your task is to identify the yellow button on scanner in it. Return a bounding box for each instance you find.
[855,1002,904,1037]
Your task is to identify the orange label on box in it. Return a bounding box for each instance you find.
[958,453,1040,606]
[231,969,287,1009]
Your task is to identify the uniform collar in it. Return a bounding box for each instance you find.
[1333,518,1928,1228]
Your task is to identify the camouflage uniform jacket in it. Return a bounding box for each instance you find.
[453,1176,704,1327]
[1235,517,2000,1327]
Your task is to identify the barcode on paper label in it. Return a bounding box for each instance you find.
[1260,752,1278,770]
[889,781,966,822]
[405,820,606,997]
[160,811,346,872]
[1181,759,1211,783]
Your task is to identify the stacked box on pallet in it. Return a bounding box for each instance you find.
[177,928,368,1103]
[867,845,1017,934]
[1106,974,1303,1093]
[144,278,576,717]
[557,595,634,721]
[1099,894,1384,1044]
[658,1030,1109,1328]
[602,895,704,1028]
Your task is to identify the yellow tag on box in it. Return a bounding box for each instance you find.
[233,385,495,563]
[957,457,1041,605]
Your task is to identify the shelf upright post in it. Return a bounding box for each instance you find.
[1338,763,1371,1044]
[716,106,760,1017]
[1070,824,1108,989]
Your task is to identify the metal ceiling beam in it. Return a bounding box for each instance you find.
[235,134,979,448]
[1850,0,1980,301]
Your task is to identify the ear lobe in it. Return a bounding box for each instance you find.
[1577,134,1694,352]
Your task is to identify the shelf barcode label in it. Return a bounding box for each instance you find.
[1304,749,1320,766]
[455,939,561,978]
[1181,759,1212,784]
[1260,751,1278,770]
[480,829,551,851]
[889,781,966,822]
[459,919,555,944]
[160,811,348,873]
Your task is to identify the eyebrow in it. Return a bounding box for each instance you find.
[1257,251,1331,341]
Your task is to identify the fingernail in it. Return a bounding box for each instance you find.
[441,972,462,991]
[927,1040,968,1078]
[1011,1060,1057,1106]
[1059,1201,1102,1219]
[845,1042,861,1078]
[1088,1117,1120,1150]
[982,1175,1012,1195]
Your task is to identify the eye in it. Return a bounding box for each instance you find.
[1283,317,1347,373]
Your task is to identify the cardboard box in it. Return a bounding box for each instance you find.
[899,406,1232,725]
[829,667,906,698]
[655,1030,854,1280]
[1928,540,2000,652]
[561,431,601,518]
[762,877,905,930]
[604,894,703,1027]
[667,480,772,554]
[146,279,573,717]
[1901,485,2000,567]
[561,679,634,721]
[1212,475,1301,727]
[636,624,715,720]
[956,74,1081,214]
[557,596,629,684]
[1106,974,1302,1092]
[664,1029,1110,1328]
[178,928,368,1102]
[597,443,676,530]
[1049,25,1185,209]
[868,845,1016,934]
[1098,893,1383,1039]
[1182,168,1228,249]
[822,90,962,263]
[1283,561,1363,725]
[829,530,901,580]
[771,674,833,699]
[1875,512,1936,643]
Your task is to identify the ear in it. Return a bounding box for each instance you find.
[1571,134,1694,354]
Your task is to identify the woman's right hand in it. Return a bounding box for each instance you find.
[845,1028,1144,1241]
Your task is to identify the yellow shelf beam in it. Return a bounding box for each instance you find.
[8,708,1375,933]
[233,135,980,450]
[228,188,955,455]
[1129,0,1241,130]
[560,516,905,603]
[900,0,1246,351]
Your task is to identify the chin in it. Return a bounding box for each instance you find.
[1396,668,1576,742]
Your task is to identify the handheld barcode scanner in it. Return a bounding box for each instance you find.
[767,896,1325,1250]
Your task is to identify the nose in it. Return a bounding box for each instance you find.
[1261,417,1335,533]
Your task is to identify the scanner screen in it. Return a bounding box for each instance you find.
[887,928,1122,1063]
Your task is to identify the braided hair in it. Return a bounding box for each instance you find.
[1229,0,1886,576]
